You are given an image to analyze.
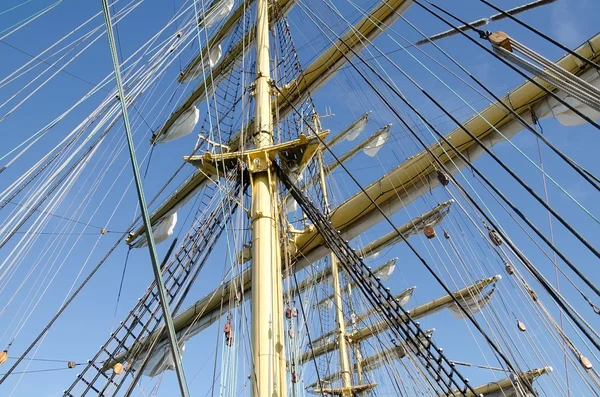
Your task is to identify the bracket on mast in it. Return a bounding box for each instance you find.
[184,131,329,175]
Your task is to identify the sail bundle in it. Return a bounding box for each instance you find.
[198,0,235,30]
[179,43,223,84]
[156,106,200,144]
[132,212,178,248]
[362,130,390,157]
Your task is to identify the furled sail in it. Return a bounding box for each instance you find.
[362,130,390,157]
[397,286,415,306]
[155,106,199,144]
[306,332,432,392]
[354,286,415,324]
[293,33,600,271]
[326,112,370,148]
[356,201,453,259]
[315,297,334,311]
[374,260,395,280]
[443,367,553,397]
[534,67,600,126]
[198,0,235,30]
[344,115,367,142]
[133,340,185,377]
[448,287,496,320]
[309,276,500,356]
[180,43,223,83]
[284,196,297,213]
[127,172,209,244]
[132,212,178,248]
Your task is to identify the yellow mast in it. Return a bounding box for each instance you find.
[251,0,286,395]
[315,116,353,395]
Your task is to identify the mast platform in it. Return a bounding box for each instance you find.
[311,383,377,396]
[184,131,328,174]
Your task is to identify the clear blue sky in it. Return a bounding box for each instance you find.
[0,0,598,395]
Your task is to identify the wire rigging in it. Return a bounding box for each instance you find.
[285,1,600,353]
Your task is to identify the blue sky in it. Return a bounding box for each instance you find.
[0,0,599,396]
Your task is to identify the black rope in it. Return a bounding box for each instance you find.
[119,179,244,397]
[143,144,155,179]
[398,9,600,193]
[0,123,111,250]
[0,159,196,385]
[305,43,600,349]
[276,163,484,396]
[0,234,130,385]
[476,0,600,72]
[0,367,79,376]
[418,0,600,132]
[308,0,600,297]
[293,2,600,348]
[113,247,132,318]
[400,46,600,258]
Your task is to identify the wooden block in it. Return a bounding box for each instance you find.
[489,31,513,52]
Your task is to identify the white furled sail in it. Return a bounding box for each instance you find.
[133,341,185,377]
[157,106,200,144]
[374,261,395,280]
[442,367,552,397]
[482,389,530,397]
[284,197,297,214]
[362,130,390,157]
[199,0,235,29]
[448,287,496,320]
[535,68,600,126]
[132,212,178,248]
[315,297,334,311]
[344,115,367,141]
[364,250,380,259]
[180,43,223,83]
[289,165,304,184]
[397,287,415,306]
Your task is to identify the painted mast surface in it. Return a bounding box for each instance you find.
[251,0,287,395]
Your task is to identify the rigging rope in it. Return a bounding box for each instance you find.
[113,247,133,319]
[419,0,600,131]
[396,11,600,193]
[338,0,600,225]
[276,162,513,396]
[294,0,600,348]
[493,36,600,112]
[414,0,557,46]
[326,0,600,262]
[0,112,207,386]
[476,0,600,72]
[100,1,190,395]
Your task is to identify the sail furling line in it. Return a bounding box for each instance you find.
[489,32,600,114]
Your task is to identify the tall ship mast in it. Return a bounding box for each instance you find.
[0,0,598,396]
